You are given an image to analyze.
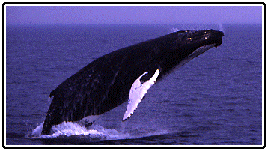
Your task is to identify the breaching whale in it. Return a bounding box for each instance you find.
[41,29,224,135]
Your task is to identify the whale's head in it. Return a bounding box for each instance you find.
[151,29,224,74]
[174,29,224,48]
[153,29,224,55]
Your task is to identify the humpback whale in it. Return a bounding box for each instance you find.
[41,29,224,135]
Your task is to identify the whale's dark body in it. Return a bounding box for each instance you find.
[42,30,224,135]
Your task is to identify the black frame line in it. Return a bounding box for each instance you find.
[2,1,266,149]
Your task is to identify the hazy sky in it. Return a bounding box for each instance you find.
[6,5,263,24]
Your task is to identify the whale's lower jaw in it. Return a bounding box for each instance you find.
[177,44,216,69]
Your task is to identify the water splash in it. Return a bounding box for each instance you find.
[27,120,170,144]
[28,122,130,140]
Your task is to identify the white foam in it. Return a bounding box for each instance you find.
[28,122,130,140]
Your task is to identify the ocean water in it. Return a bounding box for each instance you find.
[5,24,263,146]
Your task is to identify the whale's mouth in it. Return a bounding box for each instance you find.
[190,44,216,58]
[176,43,219,69]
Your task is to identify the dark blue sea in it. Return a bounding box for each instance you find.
[5,24,263,146]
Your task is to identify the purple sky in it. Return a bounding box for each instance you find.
[6,5,262,24]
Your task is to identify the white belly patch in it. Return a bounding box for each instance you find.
[123,69,160,121]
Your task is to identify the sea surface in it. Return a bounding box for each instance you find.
[5,24,263,146]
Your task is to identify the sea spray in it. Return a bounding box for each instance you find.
[28,122,131,140]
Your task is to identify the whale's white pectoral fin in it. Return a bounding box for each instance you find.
[123,69,160,121]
